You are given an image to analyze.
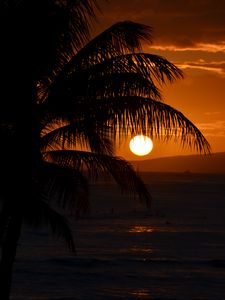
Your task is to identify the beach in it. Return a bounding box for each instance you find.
[11,172,225,300]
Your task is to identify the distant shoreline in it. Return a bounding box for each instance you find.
[129,151,225,174]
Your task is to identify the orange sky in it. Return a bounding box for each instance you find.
[93,0,225,160]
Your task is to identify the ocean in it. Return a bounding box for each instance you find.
[11,172,225,300]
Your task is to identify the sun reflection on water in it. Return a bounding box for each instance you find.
[130,246,153,254]
[131,288,150,298]
[128,226,154,233]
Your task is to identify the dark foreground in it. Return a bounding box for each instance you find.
[11,172,225,300]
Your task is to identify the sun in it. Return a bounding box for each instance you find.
[129,135,153,156]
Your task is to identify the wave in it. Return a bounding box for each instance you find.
[38,257,225,269]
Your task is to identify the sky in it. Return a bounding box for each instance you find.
[93,0,225,160]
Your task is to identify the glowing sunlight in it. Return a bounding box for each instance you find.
[129,135,153,156]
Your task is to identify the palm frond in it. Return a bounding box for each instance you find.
[87,96,210,153]
[41,119,89,151]
[44,150,151,208]
[42,52,183,113]
[24,195,76,252]
[59,0,101,59]
[41,92,210,154]
[70,52,183,85]
[67,20,153,66]
[134,53,183,84]
[52,65,161,101]
[85,72,161,99]
[39,20,153,102]
[41,118,114,155]
[34,161,89,215]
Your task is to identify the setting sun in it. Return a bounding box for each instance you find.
[129,135,153,156]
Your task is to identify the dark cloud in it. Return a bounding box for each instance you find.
[96,0,225,48]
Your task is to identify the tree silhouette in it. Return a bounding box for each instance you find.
[0,1,210,299]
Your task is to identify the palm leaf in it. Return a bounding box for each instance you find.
[24,195,76,252]
[67,20,153,66]
[43,150,151,208]
[41,51,183,114]
[58,0,101,59]
[69,52,183,85]
[34,161,89,214]
[87,96,210,153]
[41,118,114,155]
[41,92,210,154]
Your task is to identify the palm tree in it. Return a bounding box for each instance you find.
[0,0,210,299]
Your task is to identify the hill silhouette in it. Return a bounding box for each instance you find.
[130,152,225,174]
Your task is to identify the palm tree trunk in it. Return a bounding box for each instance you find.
[0,213,22,300]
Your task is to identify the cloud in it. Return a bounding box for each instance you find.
[196,120,225,137]
[178,61,225,76]
[144,43,225,76]
[205,111,224,116]
[149,43,225,53]
[97,0,225,48]
[196,43,225,53]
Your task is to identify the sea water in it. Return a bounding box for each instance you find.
[11,173,225,300]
